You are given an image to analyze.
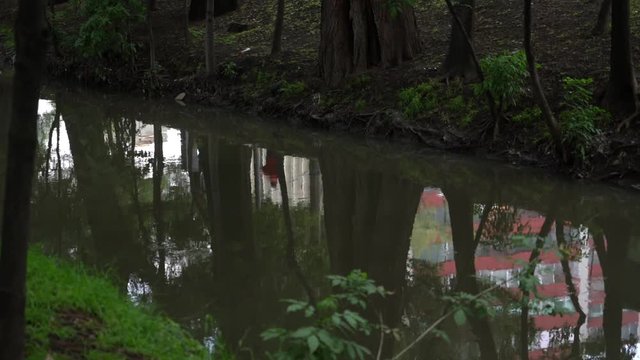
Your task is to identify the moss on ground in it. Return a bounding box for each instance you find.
[26,249,208,360]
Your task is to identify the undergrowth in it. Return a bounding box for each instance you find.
[26,249,208,360]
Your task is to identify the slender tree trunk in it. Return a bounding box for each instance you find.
[443,0,476,78]
[523,0,566,162]
[147,0,156,71]
[519,216,555,360]
[319,0,420,85]
[271,0,284,55]
[205,0,215,76]
[153,125,165,279]
[183,0,191,45]
[592,0,611,35]
[0,0,47,357]
[604,0,637,114]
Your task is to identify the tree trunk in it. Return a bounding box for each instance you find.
[189,0,237,20]
[604,0,637,114]
[592,0,611,35]
[147,0,156,71]
[523,0,567,162]
[443,0,476,79]
[319,0,420,85]
[183,0,191,45]
[271,0,284,55]
[444,188,498,360]
[0,0,47,357]
[205,0,215,76]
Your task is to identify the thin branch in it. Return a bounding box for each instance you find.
[392,280,506,360]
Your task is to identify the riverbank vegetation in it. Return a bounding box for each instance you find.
[26,249,208,359]
[1,0,640,180]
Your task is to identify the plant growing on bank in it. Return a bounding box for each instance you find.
[475,51,528,115]
[261,270,392,360]
[73,0,144,60]
[281,81,307,98]
[558,77,609,163]
[398,80,477,124]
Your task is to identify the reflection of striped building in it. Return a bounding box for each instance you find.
[410,188,640,358]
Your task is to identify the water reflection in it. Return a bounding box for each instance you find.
[2,83,640,359]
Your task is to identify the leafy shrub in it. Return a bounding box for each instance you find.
[261,270,391,360]
[558,77,609,162]
[398,82,438,119]
[281,81,307,98]
[354,99,367,112]
[475,51,528,111]
[220,61,239,80]
[399,80,477,124]
[74,0,144,60]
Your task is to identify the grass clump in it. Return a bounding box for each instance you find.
[26,249,208,360]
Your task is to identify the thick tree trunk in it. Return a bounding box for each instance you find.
[205,0,215,76]
[0,0,46,357]
[523,0,567,162]
[189,0,237,20]
[271,0,284,55]
[592,0,611,35]
[604,0,637,114]
[444,188,498,360]
[320,0,420,85]
[443,0,476,78]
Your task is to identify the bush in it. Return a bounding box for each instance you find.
[475,51,528,111]
[220,61,239,80]
[261,270,391,360]
[74,0,144,60]
[281,81,307,98]
[558,77,610,162]
[398,82,439,119]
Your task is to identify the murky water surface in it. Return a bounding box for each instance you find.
[2,79,640,359]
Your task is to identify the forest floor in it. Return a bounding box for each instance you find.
[1,0,640,187]
[25,249,208,359]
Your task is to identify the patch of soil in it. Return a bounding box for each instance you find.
[48,308,145,360]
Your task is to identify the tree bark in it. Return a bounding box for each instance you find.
[271,0,285,55]
[604,0,637,114]
[147,0,156,71]
[205,0,215,76]
[319,0,420,85]
[592,0,611,35]
[523,0,567,163]
[443,0,476,78]
[189,0,237,20]
[0,0,47,357]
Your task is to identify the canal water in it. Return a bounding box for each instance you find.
[2,79,640,359]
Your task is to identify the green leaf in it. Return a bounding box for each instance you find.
[307,335,319,354]
[453,309,467,326]
[290,327,316,338]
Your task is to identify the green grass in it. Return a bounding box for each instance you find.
[26,249,209,360]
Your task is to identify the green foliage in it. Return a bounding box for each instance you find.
[475,51,528,111]
[220,61,239,80]
[512,106,542,124]
[354,99,367,112]
[558,77,610,163]
[0,25,14,51]
[261,270,391,360]
[399,82,437,119]
[281,81,307,98]
[26,249,207,359]
[74,0,144,59]
[442,291,496,327]
[255,69,277,89]
[398,80,477,124]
